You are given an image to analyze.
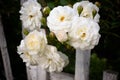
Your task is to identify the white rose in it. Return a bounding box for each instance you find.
[20,0,42,31]
[24,30,47,55]
[68,17,100,50]
[17,40,26,54]
[54,30,68,42]
[47,6,76,32]
[17,40,41,66]
[73,1,100,22]
[39,45,69,72]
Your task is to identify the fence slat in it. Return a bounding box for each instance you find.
[75,49,91,80]
[0,15,13,80]
[50,72,74,80]
[103,70,118,80]
[28,65,49,80]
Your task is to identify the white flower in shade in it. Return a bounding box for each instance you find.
[39,45,69,72]
[73,1,100,22]
[68,17,100,50]
[17,40,41,66]
[24,30,47,55]
[18,30,47,56]
[54,30,68,42]
[47,6,76,32]
[20,0,42,31]
[17,40,26,55]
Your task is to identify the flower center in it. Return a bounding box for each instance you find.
[25,34,39,50]
[81,33,86,38]
[60,16,65,22]
[81,11,91,18]
[77,27,87,40]
[29,15,33,18]
[48,58,52,63]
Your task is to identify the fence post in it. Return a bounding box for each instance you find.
[0,15,13,80]
[20,0,48,80]
[28,65,49,80]
[103,70,118,80]
[75,49,91,80]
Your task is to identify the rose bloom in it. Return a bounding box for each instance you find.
[17,40,41,66]
[24,30,47,55]
[18,30,47,56]
[39,45,69,72]
[73,1,100,22]
[47,6,76,32]
[47,6,76,42]
[68,17,100,50]
[20,0,42,31]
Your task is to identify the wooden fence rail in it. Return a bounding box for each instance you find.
[0,15,13,80]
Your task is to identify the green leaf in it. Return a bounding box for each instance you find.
[23,29,29,35]
[77,6,83,15]
[92,9,97,18]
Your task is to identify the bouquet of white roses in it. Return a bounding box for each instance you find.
[18,0,100,73]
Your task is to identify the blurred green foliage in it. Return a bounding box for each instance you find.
[0,0,120,80]
[90,53,107,80]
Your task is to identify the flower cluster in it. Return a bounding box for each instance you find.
[18,0,101,72]
[18,0,69,72]
[47,1,101,50]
